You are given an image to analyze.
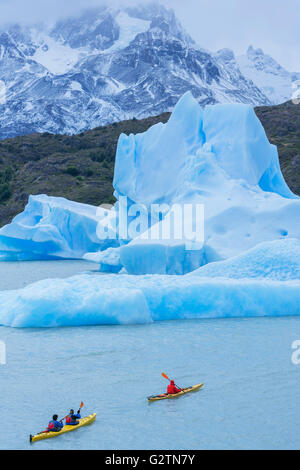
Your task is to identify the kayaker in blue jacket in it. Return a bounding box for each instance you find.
[47,415,64,432]
[65,409,81,426]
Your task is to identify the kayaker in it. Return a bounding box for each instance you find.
[65,409,81,426]
[47,415,64,433]
[167,380,181,395]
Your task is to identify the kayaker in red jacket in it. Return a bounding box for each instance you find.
[167,380,181,394]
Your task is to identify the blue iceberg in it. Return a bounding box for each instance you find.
[1,238,300,327]
[1,92,299,272]
[190,238,300,281]
[0,92,300,327]
[115,93,299,274]
[2,92,299,271]
[84,247,122,273]
[0,195,119,261]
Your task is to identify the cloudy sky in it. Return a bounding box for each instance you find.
[1,0,299,71]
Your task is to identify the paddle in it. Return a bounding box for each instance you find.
[162,372,182,391]
[78,401,84,414]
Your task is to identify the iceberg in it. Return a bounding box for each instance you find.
[0,194,119,260]
[113,91,205,207]
[84,247,122,273]
[1,247,300,327]
[191,238,300,281]
[0,92,300,328]
[114,94,295,207]
[1,238,299,328]
[114,92,299,274]
[1,92,299,274]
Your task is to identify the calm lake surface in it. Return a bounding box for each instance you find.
[0,261,299,450]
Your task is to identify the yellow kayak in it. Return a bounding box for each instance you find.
[148,383,204,401]
[30,413,96,443]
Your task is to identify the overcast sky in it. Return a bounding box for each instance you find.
[1,0,299,71]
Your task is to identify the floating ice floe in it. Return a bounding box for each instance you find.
[84,247,122,273]
[0,195,118,261]
[0,238,300,327]
[190,238,300,281]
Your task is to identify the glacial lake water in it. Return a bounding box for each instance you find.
[0,260,299,450]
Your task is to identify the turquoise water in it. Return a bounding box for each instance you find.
[0,261,300,450]
[0,260,98,291]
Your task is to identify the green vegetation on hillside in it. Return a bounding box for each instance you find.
[0,101,299,228]
[0,113,170,227]
[255,101,300,196]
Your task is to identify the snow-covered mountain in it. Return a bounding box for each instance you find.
[237,46,300,105]
[0,3,293,139]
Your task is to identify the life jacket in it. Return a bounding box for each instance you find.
[47,421,55,431]
[167,380,180,394]
[65,415,73,424]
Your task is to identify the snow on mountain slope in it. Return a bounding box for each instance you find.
[104,11,151,54]
[237,46,300,105]
[32,33,84,75]
[0,4,276,139]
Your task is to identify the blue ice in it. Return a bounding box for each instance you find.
[0,93,300,327]
[0,195,119,261]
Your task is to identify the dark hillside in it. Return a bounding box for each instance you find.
[255,100,300,196]
[0,113,170,227]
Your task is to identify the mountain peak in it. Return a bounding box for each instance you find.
[237,46,297,105]
[0,4,278,140]
[0,32,25,59]
[247,45,264,57]
[215,48,236,63]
